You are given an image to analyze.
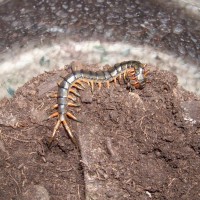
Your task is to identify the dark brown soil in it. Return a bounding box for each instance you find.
[0,63,200,200]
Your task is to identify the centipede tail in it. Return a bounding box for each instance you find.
[49,60,148,145]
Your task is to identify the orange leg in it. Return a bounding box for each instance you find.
[128,72,135,77]
[62,120,77,145]
[98,82,102,90]
[123,72,127,81]
[113,77,117,85]
[127,69,135,76]
[68,102,80,107]
[68,95,76,102]
[81,79,90,86]
[118,74,122,81]
[128,69,135,73]
[144,69,150,77]
[129,76,137,80]
[66,112,82,123]
[47,93,58,98]
[76,80,86,88]
[90,80,94,92]
[48,112,59,119]
[106,81,110,88]
[69,88,80,97]
[73,83,84,90]
[50,118,77,145]
[51,104,58,109]
[51,119,61,139]
[133,82,140,89]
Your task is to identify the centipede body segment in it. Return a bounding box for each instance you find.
[49,60,149,145]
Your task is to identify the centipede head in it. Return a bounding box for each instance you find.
[127,63,149,90]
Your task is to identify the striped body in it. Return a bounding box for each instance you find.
[49,60,148,145]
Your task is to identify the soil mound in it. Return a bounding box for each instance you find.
[0,64,199,199]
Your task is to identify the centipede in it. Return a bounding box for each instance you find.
[48,60,149,145]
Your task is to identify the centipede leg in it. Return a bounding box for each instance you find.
[81,79,90,86]
[47,93,58,98]
[51,104,58,109]
[144,69,150,76]
[48,112,59,119]
[68,102,81,107]
[118,74,122,81]
[128,68,135,73]
[76,80,86,88]
[113,77,117,85]
[129,76,137,81]
[123,72,129,84]
[98,82,102,90]
[73,83,84,90]
[69,88,81,97]
[118,74,124,84]
[48,119,60,147]
[68,95,76,102]
[51,119,61,139]
[62,120,77,145]
[66,112,82,123]
[106,81,110,88]
[90,81,94,92]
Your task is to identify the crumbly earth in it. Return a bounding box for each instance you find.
[0,63,200,200]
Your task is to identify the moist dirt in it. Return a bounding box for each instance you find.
[0,63,200,200]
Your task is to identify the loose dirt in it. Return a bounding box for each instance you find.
[0,63,200,200]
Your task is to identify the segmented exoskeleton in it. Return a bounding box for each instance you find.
[49,60,149,145]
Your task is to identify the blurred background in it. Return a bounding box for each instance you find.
[0,0,199,99]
